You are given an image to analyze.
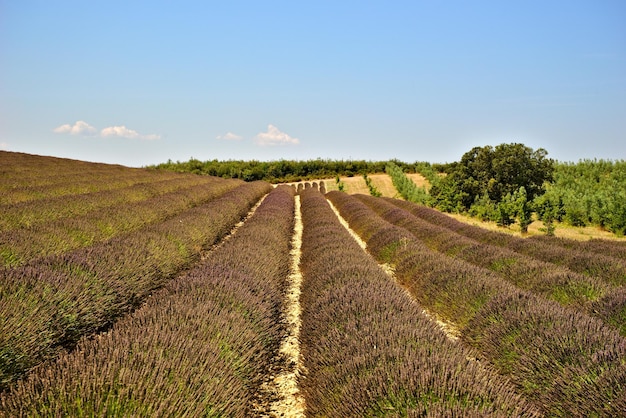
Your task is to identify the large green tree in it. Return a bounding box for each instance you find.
[431,143,554,211]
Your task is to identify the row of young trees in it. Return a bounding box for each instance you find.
[538,160,626,234]
[362,173,381,197]
[385,162,432,205]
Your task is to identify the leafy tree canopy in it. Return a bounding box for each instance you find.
[431,143,554,211]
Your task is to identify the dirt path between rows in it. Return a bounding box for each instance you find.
[256,195,306,417]
[327,199,460,341]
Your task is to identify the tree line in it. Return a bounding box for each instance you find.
[149,158,418,183]
[150,144,626,235]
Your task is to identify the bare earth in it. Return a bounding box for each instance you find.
[259,195,306,417]
[323,176,369,194]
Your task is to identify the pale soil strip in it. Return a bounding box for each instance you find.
[259,195,306,417]
[327,199,460,342]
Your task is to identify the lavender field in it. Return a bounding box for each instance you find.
[1,151,626,417]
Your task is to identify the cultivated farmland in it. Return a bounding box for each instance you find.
[2,151,626,417]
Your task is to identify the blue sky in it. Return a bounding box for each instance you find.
[2,1,625,167]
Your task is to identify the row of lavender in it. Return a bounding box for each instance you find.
[529,233,626,261]
[388,197,626,283]
[1,186,295,416]
[0,181,271,391]
[356,194,626,336]
[327,191,626,416]
[1,177,243,267]
[388,197,626,337]
[298,189,540,416]
[0,151,184,205]
[5,184,543,416]
[0,175,214,231]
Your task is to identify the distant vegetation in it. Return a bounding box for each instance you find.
[539,159,626,235]
[151,144,626,236]
[386,161,432,205]
[429,143,554,232]
[149,158,415,183]
[424,145,625,236]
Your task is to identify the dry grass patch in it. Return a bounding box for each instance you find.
[405,173,430,189]
[366,173,400,198]
[337,176,369,194]
[448,213,625,242]
[290,173,400,198]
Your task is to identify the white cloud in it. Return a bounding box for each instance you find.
[100,125,160,140]
[0,142,8,150]
[53,120,97,136]
[254,124,300,146]
[216,132,243,141]
[53,121,161,141]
